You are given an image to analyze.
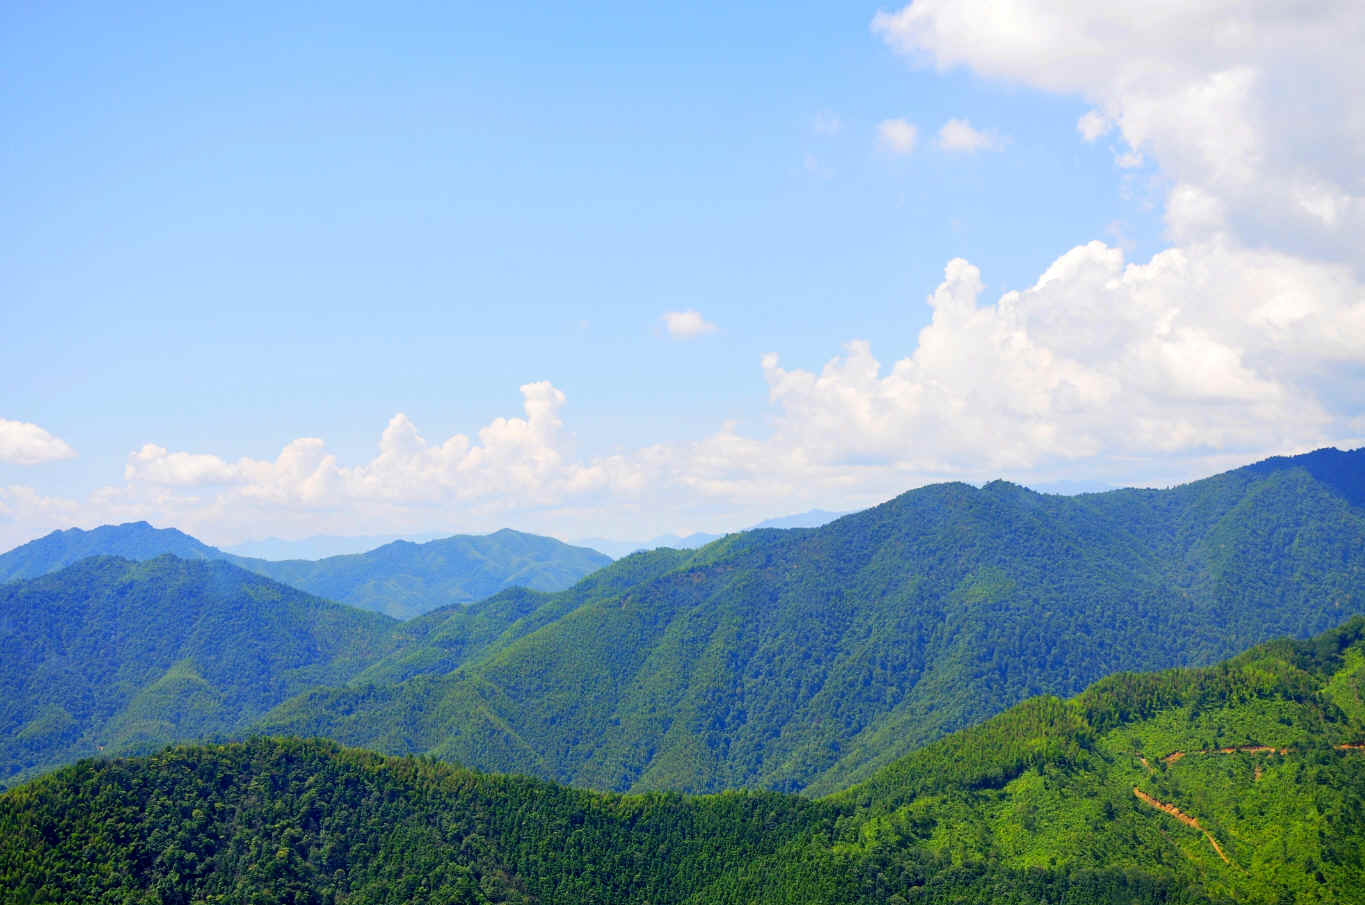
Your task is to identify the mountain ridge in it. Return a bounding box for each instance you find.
[0,523,611,619]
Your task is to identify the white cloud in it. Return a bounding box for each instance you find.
[0,484,80,525]
[663,309,718,339]
[1077,110,1110,142]
[758,243,1362,474]
[871,0,1365,259]
[0,419,76,465]
[936,118,1005,152]
[877,118,919,154]
[831,0,1365,485]
[125,444,242,486]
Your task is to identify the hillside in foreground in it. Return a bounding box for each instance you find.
[4,618,1363,905]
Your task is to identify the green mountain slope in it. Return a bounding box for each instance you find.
[5,620,1363,905]
[257,447,1365,794]
[0,523,612,618]
[0,556,396,786]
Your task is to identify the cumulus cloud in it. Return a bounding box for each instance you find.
[936,118,1005,152]
[1076,110,1110,142]
[663,310,718,339]
[877,118,919,154]
[0,419,76,465]
[760,244,1362,473]
[871,0,1365,259]
[833,0,1365,478]
[125,444,242,486]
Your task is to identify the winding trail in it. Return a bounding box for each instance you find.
[1132,787,1230,864]
[1158,742,1364,764]
[1161,745,1284,764]
[1131,742,1365,864]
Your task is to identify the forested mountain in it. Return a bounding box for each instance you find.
[0,523,611,618]
[239,529,612,620]
[0,556,396,787]
[0,522,222,582]
[256,447,1365,795]
[5,618,1362,905]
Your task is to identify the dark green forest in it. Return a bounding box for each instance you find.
[5,618,1363,904]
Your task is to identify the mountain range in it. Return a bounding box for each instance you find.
[254,447,1365,794]
[0,523,611,620]
[2,447,1362,800]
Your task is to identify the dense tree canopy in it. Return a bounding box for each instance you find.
[5,618,1363,904]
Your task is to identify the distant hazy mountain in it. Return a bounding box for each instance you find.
[573,532,721,560]
[1025,478,1120,495]
[9,618,1364,904]
[748,509,845,530]
[0,524,612,619]
[0,555,396,786]
[576,509,844,559]
[0,521,221,583]
[222,531,448,561]
[258,447,1365,795]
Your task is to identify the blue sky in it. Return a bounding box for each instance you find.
[3,1,1361,548]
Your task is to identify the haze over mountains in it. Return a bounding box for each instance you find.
[0,524,610,620]
[573,509,846,559]
[223,531,450,561]
[3,447,1363,800]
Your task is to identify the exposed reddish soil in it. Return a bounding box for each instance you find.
[1132,787,1230,864]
